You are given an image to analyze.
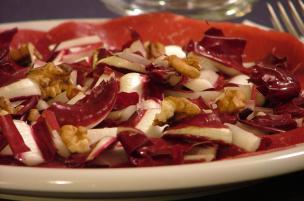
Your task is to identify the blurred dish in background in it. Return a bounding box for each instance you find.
[101,0,254,20]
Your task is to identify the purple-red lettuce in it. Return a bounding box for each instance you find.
[13,96,39,116]
[274,96,304,118]
[117,130,190,166]
[31,118,56,161]
[0,131,8,151]
[146,64,180,85]
[121,29,142,50]
[0,115,30,156]
[48,78,118,127]
[169,113,225,129]
[249,65,300,104]
[114,92,139,110]
[239,113,297,133]
[184,28,250,75]
[258,53,288,70]
[0,28,29,87]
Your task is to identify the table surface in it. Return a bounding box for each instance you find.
[0,0,303,201]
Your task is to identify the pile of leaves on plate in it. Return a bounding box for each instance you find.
[1,13,304,168]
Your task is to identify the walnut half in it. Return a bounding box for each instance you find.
[216,89,246,113]
[28,63,72,99]
[27,109,40,122]
[167,55,200,79]
[60,125,90,154]
[10,43,42,66]
[155,96,201,125]
[145,41,165,58]
[0,96,15,115]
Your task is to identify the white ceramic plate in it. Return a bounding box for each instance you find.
[1,19,304,201]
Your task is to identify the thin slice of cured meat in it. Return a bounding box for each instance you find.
[10,30,46,49]
[95,12,303,76]
[43,22,99,45]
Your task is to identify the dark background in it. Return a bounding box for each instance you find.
[0,0,303,200]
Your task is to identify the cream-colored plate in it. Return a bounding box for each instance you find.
[1,19,304,200]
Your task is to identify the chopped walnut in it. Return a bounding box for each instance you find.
[60,125,90,154]
[0,110,9,116]
[66,85,81,99]
[145,41,165,58]
[27,109,40,122]
[155,96,201,124]
[10,43,42,65]
[184,53,202,70]
[0,96,15,115]
[28,63,72,99]
[216,89,246,113]
[167,55,200,78]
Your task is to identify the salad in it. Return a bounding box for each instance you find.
[0,13,304,168]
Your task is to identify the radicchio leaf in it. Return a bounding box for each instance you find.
[31,118,56,161]
[146,64,179,84]
[143,80,164,100]
[0,29,29,87]
[259,53,288,70]
[114,92,139,110]
[0,115,30,156]
[63,61,92,86]
[97,48,113,60]
[249,65,300,104]
[117,130,190,166]
[13,96,39,116]
[170,113,225,129]
[184,27,250,75]
[240,113,297,133]
[121,29,142,50]
[274,96,304,118]
[131,138,187,166]
[48,77,118,127]
[117,131,150,155]
[259,127,304,150]
[0,28,17,46]
[216,111,238,124]
[0,131,8,151]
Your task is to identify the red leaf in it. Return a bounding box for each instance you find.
[170,113,225,129]
[0,115,30,156]
[114,92,139,110]
[184,28,251,75]
[0,131,8,151]
[48,78,118,127]
[240,114,297,133]
[249,65,300,104]
[13,96,39,116]
[274,96,304,118]
[117,131,150,155]
[0,28,29,87]
[41,110,60,131]
[31,118,56,161]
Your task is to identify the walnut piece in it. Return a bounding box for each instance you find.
[27,109,40,122]
[28,63,72,99]
[216,89,246,113]
[66,85,81,99]
[155,96,201,124]
[60,125,90,154]
[0,96,15,115]
[184,53,202,70]
[145,41,165,58]
[10,43,42,65]
[167,55,200,78]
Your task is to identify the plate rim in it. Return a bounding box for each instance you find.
[1,143,304,193]
[0,19,304,195]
